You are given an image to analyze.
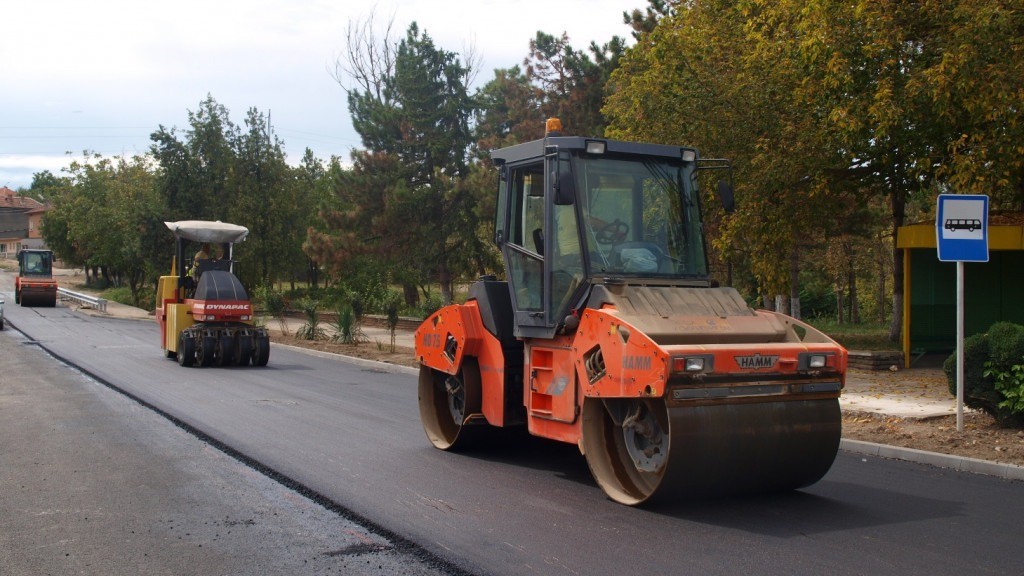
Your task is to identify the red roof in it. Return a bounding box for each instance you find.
[0,187,45,210]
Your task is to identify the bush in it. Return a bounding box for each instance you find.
[253,285,289,334]
[985,361,1024,417]
[253,285,286,317]
[944,321,1024,427]
[987,322,1024,368]
[101,285,155,311]
[330,304,367,345]
[414,292,445,319]
[294,298,326,341]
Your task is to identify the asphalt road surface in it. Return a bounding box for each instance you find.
[2,277,1023,575]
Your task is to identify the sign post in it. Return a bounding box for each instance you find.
[936,194,989,432]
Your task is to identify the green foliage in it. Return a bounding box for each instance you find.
[331,304,367,345]
[798,283,837,320]
[987,323,1024,369]
[100,285,155,312]
[294,299,326,341]
[414,292,445,319]
[603,0,1024,338]
[312,22,487,304]
[805,320,898,351]
[385,293,401,353]
[42,154,162,305]
[523,31,626,138]
[944,322,1024,426]
[41,95,319,300]
[253,285,286,316]
[253,284,289,335]
[984,360,1024,416]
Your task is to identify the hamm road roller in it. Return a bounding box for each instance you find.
[15,249,58,307]
[156,220,269,367]
[415,120,847,505]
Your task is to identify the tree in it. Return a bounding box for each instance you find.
[604,0,851,314]
[524,31,626,137]
[473,66,545,154]
[329,21,477,304]
[228,107,293,287]
[923,1,1024,208]
[150,95,238,221]
[623,0,674,39]
[41,154,160,305]
[294,149,331,289]
[605,0,1024,337]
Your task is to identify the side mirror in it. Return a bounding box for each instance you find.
[552,168,575,205]
[717,180,735,213]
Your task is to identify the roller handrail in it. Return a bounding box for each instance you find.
[58,287,107,312]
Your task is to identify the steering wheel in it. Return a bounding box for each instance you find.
[595,219,629,244]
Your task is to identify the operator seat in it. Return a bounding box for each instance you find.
[609,242,665,273]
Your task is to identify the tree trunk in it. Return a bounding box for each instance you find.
[308,259,319,290]
[402,283,419,308]
[836,281,846,324]
[888,187,906,342]
[775,295,789,315]
[878,238,887,324]
[789,247,801,320]
[439,265,453,305]
[849,268,860,324]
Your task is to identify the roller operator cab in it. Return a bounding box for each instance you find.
[156,220,270,368]
[15,249,58,307]
[415,119,848,506]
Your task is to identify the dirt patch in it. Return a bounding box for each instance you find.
[272,332,420,369]
[271,330,1024,468]
[842,411,1024,466]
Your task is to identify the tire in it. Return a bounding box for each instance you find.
[177,332,195,367]
[253,334,270,367]
[217,333,235,366]
[199,335,215,367]
[234,333,252,367]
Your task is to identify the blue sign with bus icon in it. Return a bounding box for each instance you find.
[936,194,988,262]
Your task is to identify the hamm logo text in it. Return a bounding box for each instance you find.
[734,354,778,370]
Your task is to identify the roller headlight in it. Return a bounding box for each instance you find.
[671,355,714,373]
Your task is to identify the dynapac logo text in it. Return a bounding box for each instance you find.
[734,354,778,370]
[204,304,250,310]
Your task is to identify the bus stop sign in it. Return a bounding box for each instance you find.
[936,194,989,262]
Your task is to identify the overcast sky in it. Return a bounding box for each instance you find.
[0,0,638,191]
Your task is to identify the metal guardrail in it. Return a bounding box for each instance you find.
[58,287,108,312]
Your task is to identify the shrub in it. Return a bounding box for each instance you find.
[415,292,445,319]
[944,322,1024,427]
[253,285,289,335]
[987,322,1024,368]
[294,298,326,341]
[331,304,367,345]
[985,360,1024,417]
[101,285,154,311]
